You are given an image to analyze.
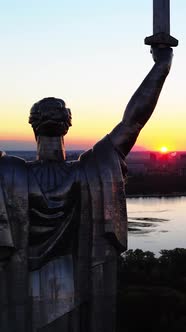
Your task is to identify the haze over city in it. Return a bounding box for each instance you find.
[0,0,185,151]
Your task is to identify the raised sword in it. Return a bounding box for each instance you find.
[145,0,178,47]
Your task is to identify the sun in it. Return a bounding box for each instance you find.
[160,146,168,153]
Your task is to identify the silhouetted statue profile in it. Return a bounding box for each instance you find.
[0,47,172,332]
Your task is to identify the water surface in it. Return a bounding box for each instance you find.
[127,197,186,255]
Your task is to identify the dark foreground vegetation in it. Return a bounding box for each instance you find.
[117,248,186,332]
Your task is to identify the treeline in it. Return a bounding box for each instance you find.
[126,174,186,196]
[117,248,186,332]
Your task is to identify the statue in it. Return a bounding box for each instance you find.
[0,47,172,332]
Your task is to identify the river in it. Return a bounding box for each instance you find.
[127,196,186,255]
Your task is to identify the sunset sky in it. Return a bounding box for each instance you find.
[0,0,185,151]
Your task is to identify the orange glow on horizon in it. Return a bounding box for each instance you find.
[0,106,186,152]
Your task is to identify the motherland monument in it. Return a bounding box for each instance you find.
[0,1,177,331]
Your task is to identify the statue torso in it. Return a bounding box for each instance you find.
[28,160,81,270]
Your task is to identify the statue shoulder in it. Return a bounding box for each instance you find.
[80,135,114,162]
[0,151,6,157]
[0,152,26,167]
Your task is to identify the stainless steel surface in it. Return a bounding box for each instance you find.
[145,0,178,47]
[153,0,170,34]
[30,256,74,330]
[0,48,173,332]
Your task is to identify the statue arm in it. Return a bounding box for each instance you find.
[109,47,173,156]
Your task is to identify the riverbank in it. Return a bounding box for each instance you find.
[126,193,186,198]
[126,174,186,197]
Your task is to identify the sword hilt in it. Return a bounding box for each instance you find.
[145,32,178,47]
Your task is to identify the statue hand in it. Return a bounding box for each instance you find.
[151,47,173,69]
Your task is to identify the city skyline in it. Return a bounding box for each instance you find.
[0,0,185,152]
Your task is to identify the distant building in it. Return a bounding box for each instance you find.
[4,150,186,177]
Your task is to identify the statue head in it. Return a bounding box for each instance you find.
[29,97,72,140]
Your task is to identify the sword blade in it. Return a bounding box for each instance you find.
[153,0,170,35]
